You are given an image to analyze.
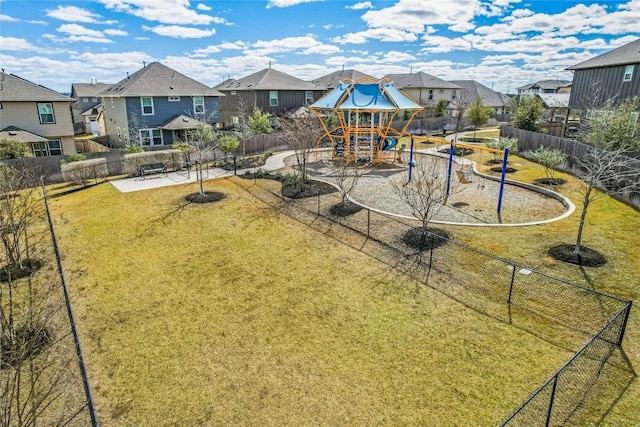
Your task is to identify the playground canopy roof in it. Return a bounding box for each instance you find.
[310,80,423,112]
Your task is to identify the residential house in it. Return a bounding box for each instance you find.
[449,80,511,114]
[70,82,112,135]
[213,67,324,128]
[567,38,640,109]
[535,93,571,123]
[383,72,462,108]
[0,71,76,156]
[311,69,378,92]
[99,62,224,148]
[516,80,572,96]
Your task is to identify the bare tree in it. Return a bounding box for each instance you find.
[1,165,87,426]
[451,89,473,142]
[233,98,253,158]
[279,111,325,190]
[324,159,367,216]
[392,154,459,249]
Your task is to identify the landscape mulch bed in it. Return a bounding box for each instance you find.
[548,244,607,267]
[402,227,450,251]
[186,191,226,203]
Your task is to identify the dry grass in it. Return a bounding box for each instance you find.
[48,178,572,426]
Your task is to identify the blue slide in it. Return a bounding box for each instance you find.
[381,137,397,151]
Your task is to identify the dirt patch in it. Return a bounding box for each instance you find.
[329,201,364,217]
[534,178,567,186]
[186,191,226,204]
[548,244,607,267]
[0,258,44,282]
[402,227,450,251]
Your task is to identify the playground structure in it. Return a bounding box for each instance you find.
[309,78,423,164]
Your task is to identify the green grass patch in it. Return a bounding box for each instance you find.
[50,179,571,426]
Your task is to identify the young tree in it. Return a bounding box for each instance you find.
[0,138,33,160]
[451,89,472,142]
[183,120,219,163]
[582,96,640,152]
[219,134,239,156]
[392,155,458,249]
[279,111,324,191]
[486,136,518,163]
[248,107,273,135]
[434,99,448,118]
[465,97,492,141]
[513,96,545,133]
[530,146,567,184]
[324,159,367,217]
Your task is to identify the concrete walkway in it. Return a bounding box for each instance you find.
[109,150,295,193]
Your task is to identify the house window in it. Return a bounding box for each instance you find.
[624,65,634,82]
[439,89,444,94]
[231,91,237,96]
[193,97,204,114]
[32,139,62,157]
[141,97,154,115]
[305,91,314,105]
[270,91,278,107]
[117,127,122,141]
[428,89,434,100]
[92,97,98,102]
[139,128,163,146]
[451,90,457,100]
[169,96,180,102]
[231,116,239,125]
[37,103,55,124]
[82,97,88,102]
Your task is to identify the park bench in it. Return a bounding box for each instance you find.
[139,162,167,179]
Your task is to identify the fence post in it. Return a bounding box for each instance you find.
[545,375,559,427]
[93,165,98,185]
[508,264,516,304]
[617,302,633,345]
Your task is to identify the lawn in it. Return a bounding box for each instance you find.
[50,179,571,426]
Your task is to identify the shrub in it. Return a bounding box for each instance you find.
[530,146,567,181]
[124,144,144,154]
[60,153,87,165]
[0,138,33,159]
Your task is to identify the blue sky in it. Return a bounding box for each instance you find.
[1,0,638,94]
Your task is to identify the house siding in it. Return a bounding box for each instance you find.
[569,64,640,108]
[102,97,129,148]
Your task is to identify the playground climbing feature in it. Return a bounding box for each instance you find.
[309,78,423,164]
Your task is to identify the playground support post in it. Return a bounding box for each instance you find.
[408,134,415,183]
[446,141,454,196]
[497,147,509,213]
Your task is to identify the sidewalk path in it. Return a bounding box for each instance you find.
[109,150,296,193]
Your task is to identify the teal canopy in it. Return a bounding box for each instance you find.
[310,81,422,112]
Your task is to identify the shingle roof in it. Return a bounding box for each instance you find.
[567,39,640,70]
[0,126,48,143]
[536,93,570,108]
[517,80,571,91]
[383,72,461,89]
[449,80,507,107]
[0,72,72,102]
[213,68,318,91]
[100,62,224,97]
[311,69,378,90]
[72,83,112,98]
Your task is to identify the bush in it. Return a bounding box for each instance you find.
[61,158,108,185]
[0,138,33,160]
[124,144,144,154]
[60,153,87,164]
[530,146,567,181]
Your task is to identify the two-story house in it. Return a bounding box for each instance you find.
[0,71,76,156]
[311,69,378,92]
[213,67,324,129]
[567,38,640,109]
[516,80,572,97]
[383,72,462,108]
[99,62,224,148]
[70,81,112,135]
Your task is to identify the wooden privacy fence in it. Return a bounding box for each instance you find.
[501,126,640,208]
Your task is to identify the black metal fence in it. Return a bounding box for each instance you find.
[232,174,633,426]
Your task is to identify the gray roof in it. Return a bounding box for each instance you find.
[0,72,72,102]
[449,80,507,107]
[383,72,461,89]
[158,114,203,130]
[311,69,378,90]
[213,68,317,91]
[568,39,640,70]
[517,80,571,91]
[0,126,48,143]
[100,62,224,97]
[536,93,570,108]
[72,82,112,98]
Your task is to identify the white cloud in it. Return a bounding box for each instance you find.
[98,0,219,25]
[46,5,104,23]
[143,25,216,38]
[104,28,128,36]
[0,36,36,51]
[197,3,212,11]
[0,14,19,22]
[251,35,339,56]
[347,2,373,10]
[333,28,418,44]
[266,0,322,8]
[57,24,107,38]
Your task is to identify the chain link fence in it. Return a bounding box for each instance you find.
[234,174,633,426]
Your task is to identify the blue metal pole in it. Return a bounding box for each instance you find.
[446,141,454,196]
[497,147,509,213]
[408,134,415,183]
